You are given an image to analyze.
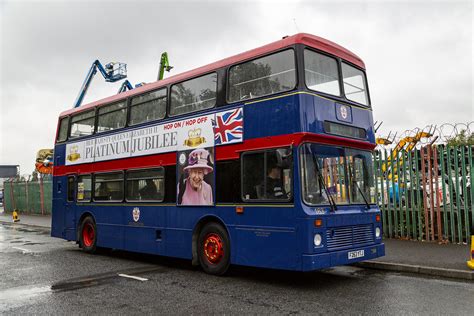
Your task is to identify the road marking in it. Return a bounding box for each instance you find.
[118,274,148,281]
[12,247,32,254]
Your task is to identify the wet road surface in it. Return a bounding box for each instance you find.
[1,223,473,315]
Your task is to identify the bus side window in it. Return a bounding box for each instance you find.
[94,173,124,202]
[164,165,176,203]
[67,176,75,202]
[77,175,92,202]
[126,168,165,202]
[242,152,265,200]
[216,160,241,203]
[242,148,292,201]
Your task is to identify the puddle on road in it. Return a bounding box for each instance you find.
[23,242,45,246]
[0,285,51,303]
[51,266,167,292]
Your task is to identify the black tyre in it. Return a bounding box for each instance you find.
[197,223,230,275]
[79,216,97,253]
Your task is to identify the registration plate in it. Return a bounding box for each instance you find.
[348,250,364,260]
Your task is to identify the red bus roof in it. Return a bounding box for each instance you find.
[60,33,365,117]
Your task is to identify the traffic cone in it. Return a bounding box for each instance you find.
[12,209,20,222]
[467,235,474,270]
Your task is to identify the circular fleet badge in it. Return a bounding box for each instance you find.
[179,153,186,165]
[132,207,140,222]
[340,106,348,119]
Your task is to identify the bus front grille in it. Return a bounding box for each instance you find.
[326,225,374,251]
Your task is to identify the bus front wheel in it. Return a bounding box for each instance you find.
[79,216,97,253]
[198,223,230,275]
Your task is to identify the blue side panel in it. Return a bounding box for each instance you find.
[299,94,375,142]
[231,206,298,270]
[51,176,65,238]
[51,175,76,240]
[243,94,300,139]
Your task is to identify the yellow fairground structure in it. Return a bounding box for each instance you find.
[467,236,474,270]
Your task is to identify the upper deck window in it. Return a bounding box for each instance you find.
[170,73,217,116]
[97,101,127,133]
[342,62,369,106]
[69,110,95,139]
[304,49,340,96]
[130,88,167,125]
[56,117,69,142]
[228,49,296,103]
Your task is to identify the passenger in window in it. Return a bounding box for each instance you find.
[178,149,214,205]
[265,162,287,199]
[96,182,110,200]
[139,179,157,200]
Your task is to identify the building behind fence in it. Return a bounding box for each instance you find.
[375,145,473,244]
[3,176,52,215]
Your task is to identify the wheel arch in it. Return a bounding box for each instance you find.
[191,215,230,266]
[76,211,95,242]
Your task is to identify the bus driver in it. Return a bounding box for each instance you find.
[179,148,213,205]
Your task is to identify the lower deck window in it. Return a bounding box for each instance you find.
[94,173,124,201]
[126,168,165,201]
[77,175,92,201]
[242,148,292,201]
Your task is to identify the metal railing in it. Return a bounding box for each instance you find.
[3,177,52,215]
[374,145,473,243]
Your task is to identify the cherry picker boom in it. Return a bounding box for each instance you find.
[74,60,128,108]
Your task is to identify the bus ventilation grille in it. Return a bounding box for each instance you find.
[326,224,374,251]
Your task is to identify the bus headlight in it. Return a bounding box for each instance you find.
[314,234,322,246]
[375,227,381,238]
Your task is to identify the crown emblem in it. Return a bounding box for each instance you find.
[67,145,81,162]
[184,128,206,147]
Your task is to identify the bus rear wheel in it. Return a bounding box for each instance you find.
[198,223,230,275]
[79,216,97,253]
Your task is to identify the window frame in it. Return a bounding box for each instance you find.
[298,142,375,207]
[67,175,75,202]
[240,147,293,203]
[340,61,370,107]
[69,109,96,139]
[56,116,70,143]
[169,72,218,117]
[129,87,168,126]
[76,174,92,202]
[96,100,128,134]
[303,47,342,97]
[125,167,165,202]
[92,171,125,203]
[226,48,298,104]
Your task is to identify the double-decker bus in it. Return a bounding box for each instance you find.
[52,33,384,275]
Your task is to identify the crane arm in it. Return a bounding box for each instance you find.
[73,61,100,108]
[74,60,128,108]
[117,80,134,94]
[158,52,173,80]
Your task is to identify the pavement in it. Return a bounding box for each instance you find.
[1,207,472,281]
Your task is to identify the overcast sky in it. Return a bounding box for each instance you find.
[0,0,472,175]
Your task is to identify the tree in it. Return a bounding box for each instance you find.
[446,129,474,146]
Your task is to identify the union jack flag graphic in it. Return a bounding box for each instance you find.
[212,108,243,145]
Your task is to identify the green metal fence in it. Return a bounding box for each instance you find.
[3,178,52,215]
[374,145,473,243]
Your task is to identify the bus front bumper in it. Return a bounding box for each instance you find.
[301,243,385,271]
